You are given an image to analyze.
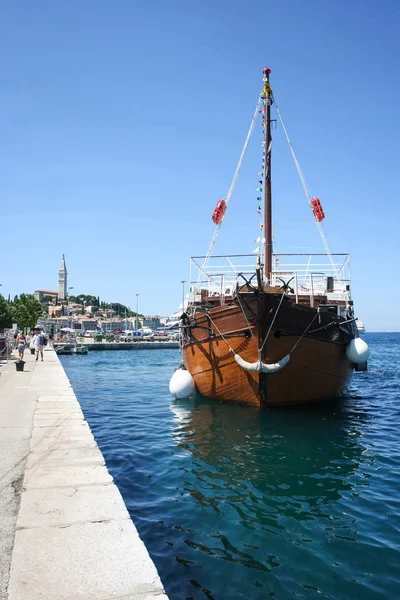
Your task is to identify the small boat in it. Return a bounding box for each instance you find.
[73,344,89,354]
[174,67,370,407]
[54,343,74,355]
[356,320,366,334]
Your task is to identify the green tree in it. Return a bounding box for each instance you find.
[0,295,13,330]
[12,294,43,330]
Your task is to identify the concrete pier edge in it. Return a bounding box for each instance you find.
[0,348,168,600]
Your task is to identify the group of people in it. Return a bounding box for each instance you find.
[14,330,48,361]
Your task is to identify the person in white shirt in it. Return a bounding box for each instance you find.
[35,331,46,361]
[30,333,38,350]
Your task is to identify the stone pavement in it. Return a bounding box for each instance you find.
[0,347,168,600]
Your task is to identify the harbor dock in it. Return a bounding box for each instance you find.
[86,341,179,351]
[0,348,168,600]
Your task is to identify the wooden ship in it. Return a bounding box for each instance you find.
[171,67,369,407]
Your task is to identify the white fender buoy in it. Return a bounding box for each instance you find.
[169,368,195,398]
[234,353,290,373]
[346,337,370,364]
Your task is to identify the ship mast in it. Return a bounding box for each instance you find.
[262,67,273,280]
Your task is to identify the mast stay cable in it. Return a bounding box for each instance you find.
[197,91,339,289]
[272,96,339,279]
[197,98,262,286]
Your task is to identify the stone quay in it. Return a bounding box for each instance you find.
[0,347,168,600]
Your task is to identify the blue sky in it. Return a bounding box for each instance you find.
[1,0,399,330]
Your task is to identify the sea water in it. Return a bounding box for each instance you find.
[61,333,400,600]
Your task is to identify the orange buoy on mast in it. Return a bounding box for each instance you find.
[212,199,227,224]
[310,197,325,222]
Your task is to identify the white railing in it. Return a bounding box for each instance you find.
[188,253,351,307]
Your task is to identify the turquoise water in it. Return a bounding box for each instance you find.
[60,333,400,600]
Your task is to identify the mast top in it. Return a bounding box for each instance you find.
[263,67,271,75]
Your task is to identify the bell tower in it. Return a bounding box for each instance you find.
[58,254,68,300]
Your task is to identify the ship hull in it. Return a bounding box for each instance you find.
[182,293,354,407]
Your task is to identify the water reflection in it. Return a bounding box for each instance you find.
[168,396,369,597]
[171,395,366,510]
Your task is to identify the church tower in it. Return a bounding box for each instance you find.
[58,254,68,300]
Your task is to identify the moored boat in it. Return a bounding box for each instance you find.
[73,344,89,354]
[357,320,366,334]
[173,67,369,407]
[54,343,74,355]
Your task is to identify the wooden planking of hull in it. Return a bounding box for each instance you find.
[182,291,355,407]
[183,332,353,406]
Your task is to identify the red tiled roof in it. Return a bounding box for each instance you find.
[34,290,58,295]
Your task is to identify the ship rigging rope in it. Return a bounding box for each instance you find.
[259,291,287,353]
[198,98,262,286]
[272,95,339,279]
[289,309,320,353]
[206,300,320,366]
[258,293,320,356]
[235,293,258,347]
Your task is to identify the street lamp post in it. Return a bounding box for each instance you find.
[181,280,186,311]
[68,287,74,327]
[136,294,139,331]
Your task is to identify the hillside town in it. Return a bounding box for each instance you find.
[33,255,175,336]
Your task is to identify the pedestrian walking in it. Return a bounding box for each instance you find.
[16,333,26,360]
[35,331,46,361]
[30,331,38,351]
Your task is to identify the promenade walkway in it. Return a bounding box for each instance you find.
[0,348,168,600]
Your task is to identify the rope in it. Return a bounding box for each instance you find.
[205,303,320,372]
[198,98,262,285]
[259,292,286,353]
[308,316,356,335]
[206,315,236,355]
[272,95,339,279]
[235,292,258,347]
[289,310,320,354]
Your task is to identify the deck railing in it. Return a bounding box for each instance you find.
[188,253,351,307]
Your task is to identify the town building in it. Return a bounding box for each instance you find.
[127,316,142,330]
[49,305,62,318]
[100,319,123,332]
[34,289,58,302]
[76,317,99,332]
[143,316,161,329]
[68,303,85,316]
